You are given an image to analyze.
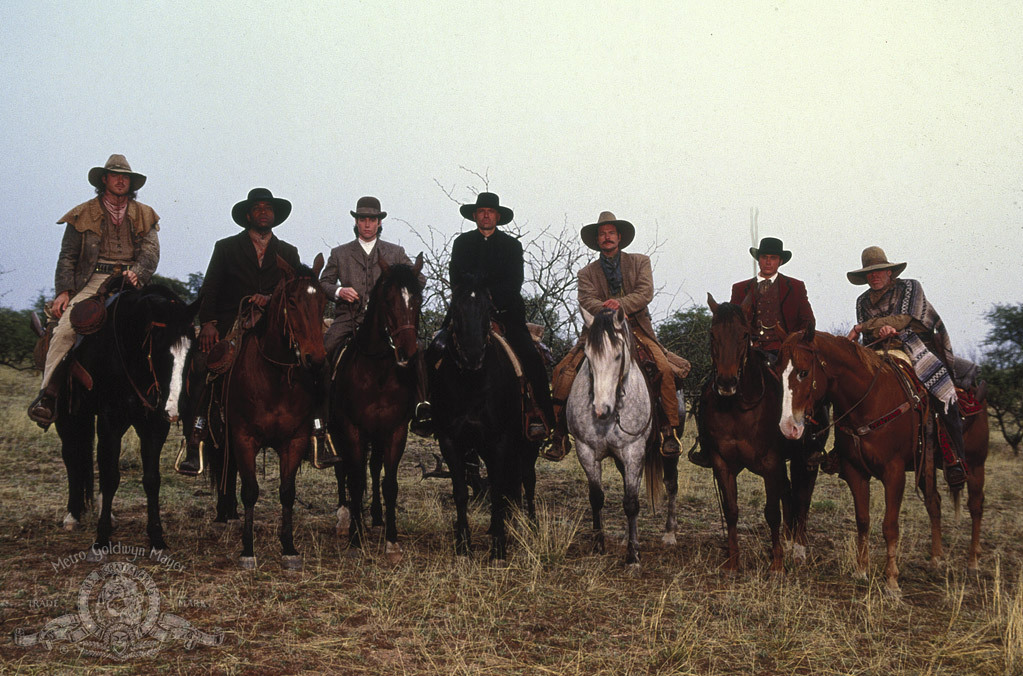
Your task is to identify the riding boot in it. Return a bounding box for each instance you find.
[175,416,206,477]
[541,409,571,461]
[660,425,681,458]
[409,350,433,438]
[938,402,968,488]
[308,360,340,469]
[687,445,712,467]
[28,357,69,428]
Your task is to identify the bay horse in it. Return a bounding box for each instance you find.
[777,326,987,593]
[429,280,538,561]
[331,254,424,564]
[205,254,326,570]
[697,294,820,573]
[56,282,198,559]
[567,307,678,567]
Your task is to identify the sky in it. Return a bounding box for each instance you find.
[1,1,1020,355]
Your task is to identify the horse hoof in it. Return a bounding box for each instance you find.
[149,548,167,562]
[281,555,303,571]
[791,543,807,565]
[852,570,868,582]
[239,556,257,570]
[385,542,403,566]
[929,556,945,570]
[662,532,677,547]
[489,558,509,569]
[884,584,902,600]
[85,546,105,563]
[626,562,641,574]
[62,513,80,531]
[335,507,351,538]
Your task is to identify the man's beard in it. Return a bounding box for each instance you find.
[252,225,273,235]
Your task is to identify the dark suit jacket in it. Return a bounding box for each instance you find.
[449,229,525,321]
[730,273,815,343]
[198,230,301,330]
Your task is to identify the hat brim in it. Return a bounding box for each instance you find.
[460,203,513,225]
[581,220,635,252]
[350,211,387,220]
[846,262,907,285]
[749,247,792,265]
[232,197,292,227]
[88,167,147,192]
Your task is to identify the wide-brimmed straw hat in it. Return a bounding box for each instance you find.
[580,211,635,252]
[749,237,792,265]
[459,192,513,225]
[232,187,292,227]
[846,246,907,285]
[87,154,147,192]
[350,196,387,220]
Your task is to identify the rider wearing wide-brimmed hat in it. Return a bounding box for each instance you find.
[442,192,555,442]
[546,211,691,461]
[319,196,431,435]
[845,245,968,487]
[28,154,161,427]
[177,188,338,475]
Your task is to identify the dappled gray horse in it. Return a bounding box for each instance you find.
[567,307,678,567]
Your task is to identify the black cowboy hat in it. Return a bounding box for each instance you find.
[88,154,147,192]
[459,192,513,225]
[232,187,292,227]
[580,211,635,252]
[350,195,387,220]
[749,237,792,265]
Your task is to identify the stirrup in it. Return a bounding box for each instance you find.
[660,428,681,458]
[310,431,341,469]
[409,401,433,437]
[943,461,967,488]
[541,434,570,462]
[174,439,205,476]
[687,447,712,468]
[525,415,549,443]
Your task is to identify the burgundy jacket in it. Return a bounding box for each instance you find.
[730,273,815,349]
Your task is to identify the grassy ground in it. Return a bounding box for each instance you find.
[2,365,1023,675]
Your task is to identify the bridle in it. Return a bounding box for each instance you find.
[586,321,652,436]
[711,318,766,409]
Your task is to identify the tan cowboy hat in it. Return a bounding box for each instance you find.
[846,246,907,285]
[87,154,147,191]
[580,211,635,251]
[232,187,292,227]
[351,196,387,220]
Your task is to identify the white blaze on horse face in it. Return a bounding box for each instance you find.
[164,335,191,421]
[587,333,620,420]
[306,285,317,295]
[401,287,410,310]
[778,361,805,440]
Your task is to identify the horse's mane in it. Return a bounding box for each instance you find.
[809,330,885,372]
[712,301,749,328]
[586,309,631,357]
[371,263,423,301]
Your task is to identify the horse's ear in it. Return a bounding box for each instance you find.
[378,257,391,273]
[581,306,595,328]
[740,293,754,322]
[413,252,424,275]
[312,252,325,278]
[707,293,718,313]
[615,306,627,327]
[803,319,816,343]
[276,255,295,280]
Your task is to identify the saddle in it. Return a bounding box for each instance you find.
[489,322,550,441]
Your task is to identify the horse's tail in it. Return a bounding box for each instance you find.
[644,434,664,511]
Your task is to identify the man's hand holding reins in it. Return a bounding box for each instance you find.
[602,298,621,311]
[52,291,71,319]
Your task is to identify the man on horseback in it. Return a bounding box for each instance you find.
[318,196,431,435]
[177,187,337,475]
[689,236,818,468]
[28,154,160,426]
[845,246,968,488]
[443,191,554,442]
[547,212,690,461]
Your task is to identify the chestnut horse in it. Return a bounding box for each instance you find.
[331,255,424,564]
[777,326,989,593]
[206,254,327,570]
[697,295,820,573]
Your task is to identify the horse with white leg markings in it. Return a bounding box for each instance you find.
[567,307,678,567]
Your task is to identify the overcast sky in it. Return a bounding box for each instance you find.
[1,1,1020,354]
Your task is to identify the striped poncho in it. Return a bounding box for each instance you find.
[855,278,957,412]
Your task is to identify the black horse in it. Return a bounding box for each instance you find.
[56,283,198,559]
[430,281,538,561]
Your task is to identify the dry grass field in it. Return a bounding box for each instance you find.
[2,365,1023,675]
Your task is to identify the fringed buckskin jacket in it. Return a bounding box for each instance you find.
[55,198,160,296]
